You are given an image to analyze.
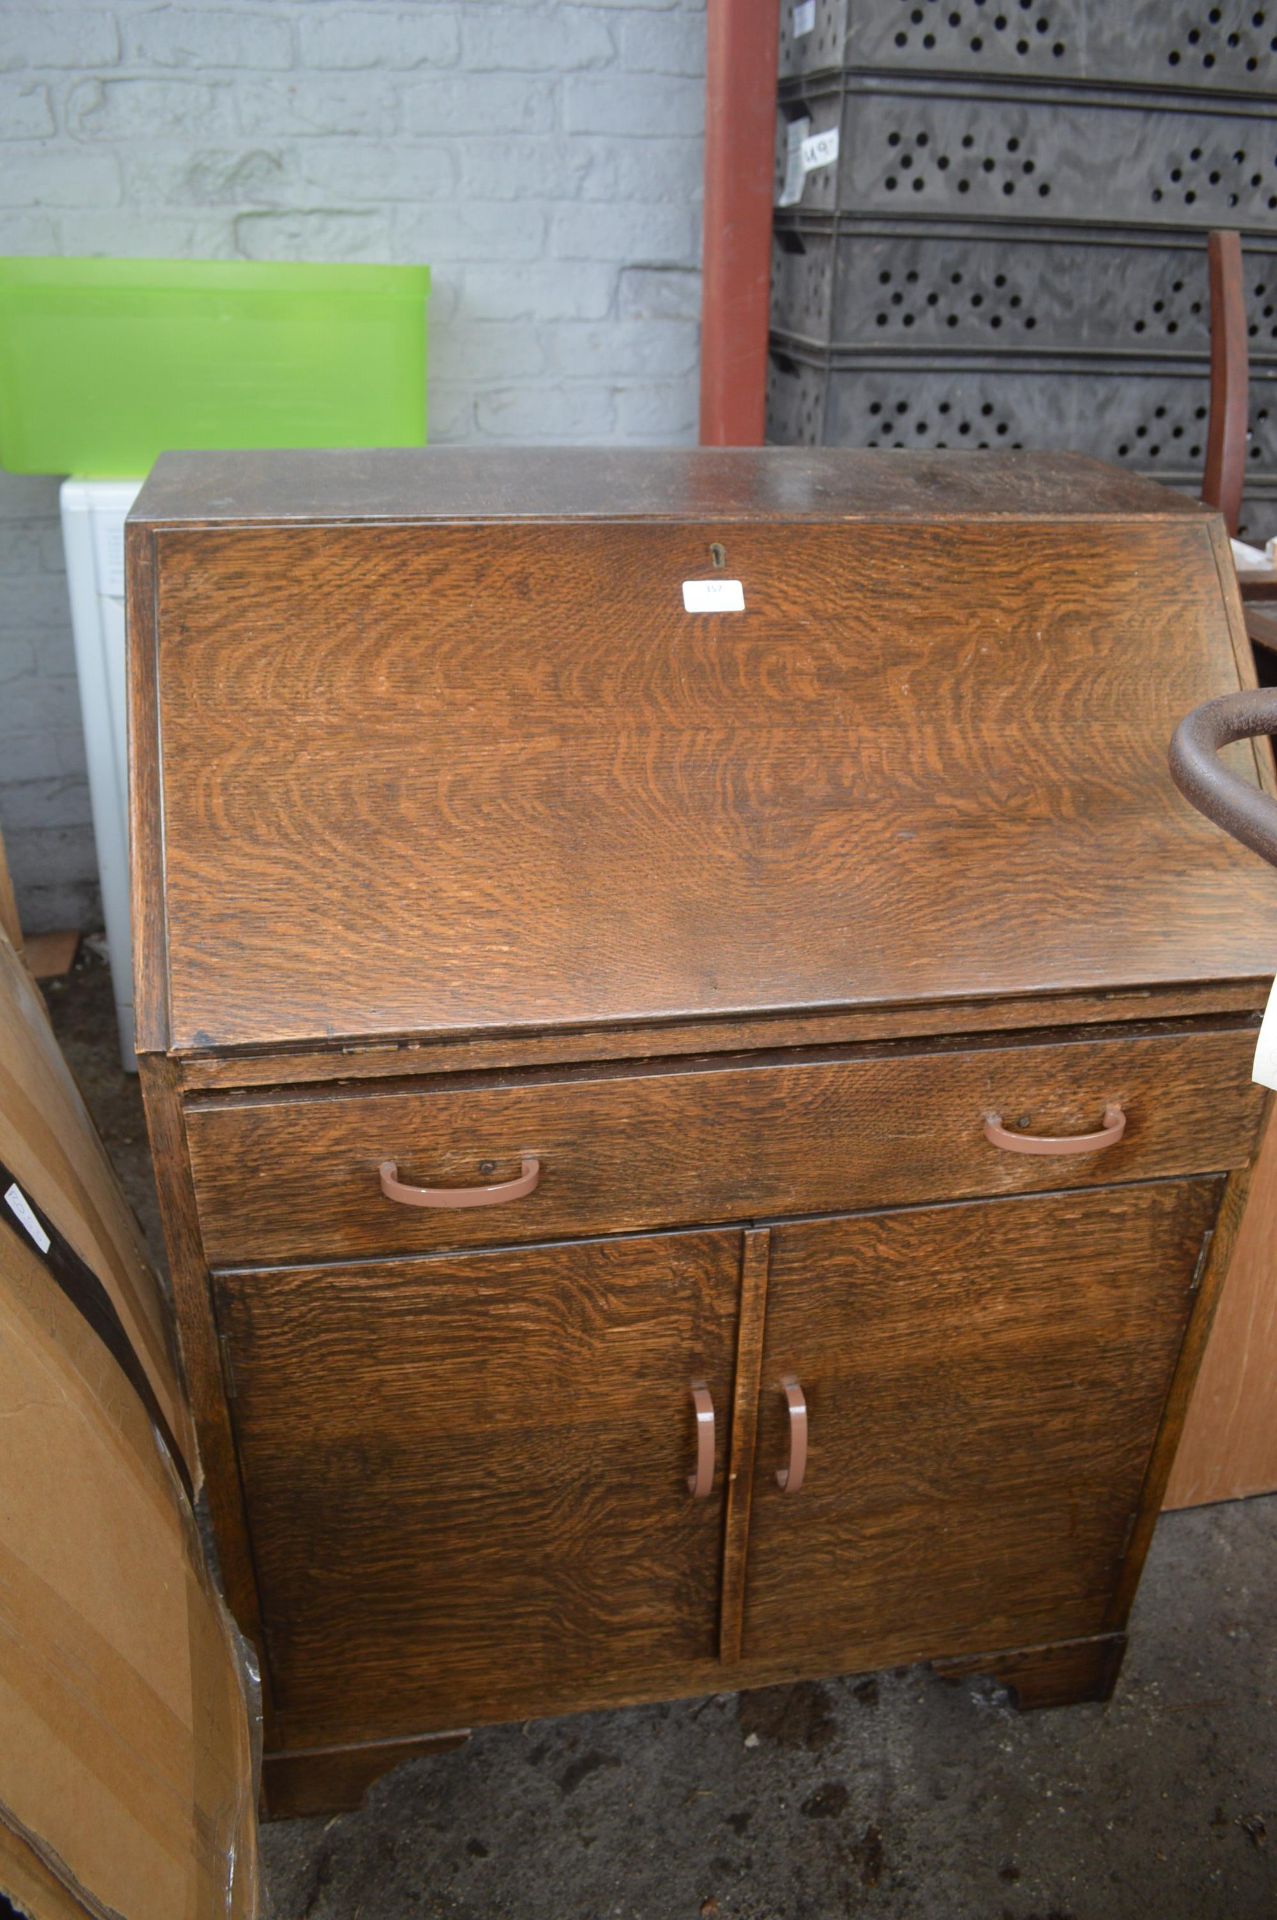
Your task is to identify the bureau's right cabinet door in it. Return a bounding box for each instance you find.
[741,1181,1219,1671]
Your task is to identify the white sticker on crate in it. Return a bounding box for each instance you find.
[793,0,816,35]
[1253,976,1277,1090]
[778,115,810,208]
[682,579,745,614]
[800,128,839,173]
[4,1182,51,1255]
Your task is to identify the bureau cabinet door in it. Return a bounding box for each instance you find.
[215,1230,740,1747]
[742,1181,1219,1673]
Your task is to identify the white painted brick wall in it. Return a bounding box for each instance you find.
[0,0,706,934]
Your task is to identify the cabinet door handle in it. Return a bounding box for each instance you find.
[378,1156,541,1209]
[983,1104,1126,1156]
[776,1377,807,1494]
[687,1383,715,1499]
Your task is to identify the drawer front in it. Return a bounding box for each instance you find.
[186,1026,1264,1267]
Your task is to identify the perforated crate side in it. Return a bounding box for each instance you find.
[776,360,1277,473]
[780,0,1277,95]
[775,93,845,214]
[771,225,1277,357]
[779,0,851,79]
[765,354,830,445]
[775,85,1277,230]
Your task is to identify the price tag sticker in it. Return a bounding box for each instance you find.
[4,1180,51,1254]
[682,579,745,614]
[1254,976,1277,1089]
[793,0,817,35]
[800,127,840,173]
[778,114,810,207]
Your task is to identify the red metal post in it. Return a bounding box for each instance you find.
[698,0,781,446]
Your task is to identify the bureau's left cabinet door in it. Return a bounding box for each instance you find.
[214,1229,741,1748]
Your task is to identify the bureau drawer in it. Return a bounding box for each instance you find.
[185,1026,1264,1267]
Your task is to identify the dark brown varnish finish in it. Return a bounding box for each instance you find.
[744,1183,1218,1669]
[186,1027,1263,1268]
[127,449,1277,1816]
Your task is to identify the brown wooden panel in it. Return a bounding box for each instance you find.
[131,445,1206,529]
[932,1632,1126,1711]
[261,1730,469,1821]
[136,503,1277,1053]
[742,1181,1219,1673]
[187,1026,1262,1267]
[172,979,1271,1093]
[1165,1101,1277,1507]
[216,1230,741,1749]
[719,1229,771,1664]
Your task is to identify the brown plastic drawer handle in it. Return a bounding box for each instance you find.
[776,1377,807,1495]
[983,1105,1126,1156]
[687,1383,715,1499]
[378,1156,540,1210]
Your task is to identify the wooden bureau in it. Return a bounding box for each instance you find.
[127,448,1277,1819]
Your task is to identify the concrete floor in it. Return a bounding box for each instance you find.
[47,953,1277,1920]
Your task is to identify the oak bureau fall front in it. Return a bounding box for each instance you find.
[126,447,1277,1820]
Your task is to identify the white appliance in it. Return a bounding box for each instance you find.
[59,479,144,1071]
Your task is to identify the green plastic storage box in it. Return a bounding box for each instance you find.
[0,256,430,477]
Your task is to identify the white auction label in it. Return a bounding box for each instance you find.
[4,1181,50,1254]
[801,127,840,172]
[793,0,816,35]
[1254,975,1277,1089]
[777,114,810,207]
[682,579,745,614]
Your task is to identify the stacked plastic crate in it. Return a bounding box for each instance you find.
[769,0,1277,542]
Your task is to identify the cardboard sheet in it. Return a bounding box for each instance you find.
[0,934,197,1479]
[0,929,259,1916]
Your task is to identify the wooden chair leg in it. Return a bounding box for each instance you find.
[1202,230,1249,538]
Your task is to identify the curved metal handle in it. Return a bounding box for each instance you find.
[1170,689,1277,868]
[687,1383,715,1499]
[775,1377,807,1494]
[379,1156,540,1210]
[984,1105,1126,1156]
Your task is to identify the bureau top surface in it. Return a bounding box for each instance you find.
[127,450,1277,1056]
[131,447,1200,528]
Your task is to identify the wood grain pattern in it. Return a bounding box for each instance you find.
[253,1621,1130,1816]
[130,445,1208,529]
[932,1632,1126,1710]
[137,1053,271,1723]
[185,1026,1264,1267]
[1111,1148,1261,1610]
[1166,1102,1277,1505]
[216,1230,741,1748]
[719,1229,770,1664]
[127,451,1277,1804]
[742,1181,1219,1672]
[173,978,1271,1093]
[133,508,1277,1053]
[261,1730,469,1821]
[125,524,169,1057]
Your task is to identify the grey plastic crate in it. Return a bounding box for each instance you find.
[779,0,1277,94]
[766,351,1277,474]
[771,223,1277,356]
[775,82,1277,228]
